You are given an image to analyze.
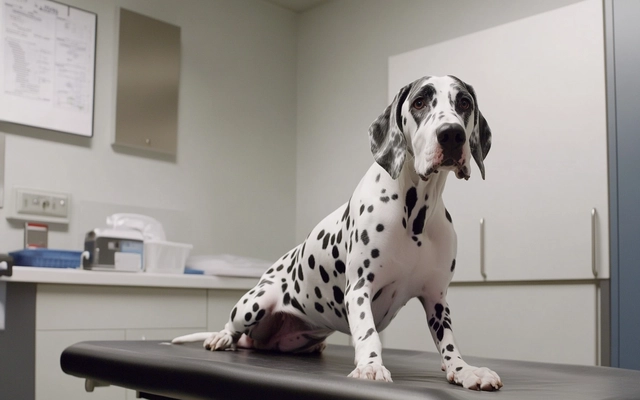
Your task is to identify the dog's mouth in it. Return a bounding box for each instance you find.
[419,158,469,181]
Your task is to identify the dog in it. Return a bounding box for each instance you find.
[173,75,502,391]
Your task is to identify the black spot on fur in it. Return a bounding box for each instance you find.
[376,173,381,182]
[315,303,324,313]
[361,230,370,245]
[380,196,390,203]
[357,297,364,305]
[321,234,330,250]
[244,313,251,322]
[256,309,266,321]
[371,249,380,258]
[372,288,383,301]
[354,278,365,290]
[253,303,259,312]
[447,344,455,352]
[308,255,315,269]
[368,205,374,213]
[402,218,407,228]
[231,307,237,321]
[428,317,436,327]
[363,328,375,340]
[337,230,343,244]
[412,205,427,235]
[437,326,444,341]
[298,266,304,281]
[283,292,291,305]
[256,290,266,297]
[334,308,342,318]
[445,356,451,361]
[360,312,365,319]
[364,259,370,268]
[370,352,378,358]
[367,273,375,282]
[331,234,336,245]
[276,264,284,271]
[333,286,344,304]
[451,259,456,272]
[315,287,322,298]
[319,266,330,283]
[456,366,463,372]
[445,209,452,223]
[335,260,346,274]
[332,245,340,259]
[291,297,305,314]
[435,303,444,319]
[358,267,363,278]
[294,281,300,293]
[376,224,384,232]
[392,194,398,200]
[406,187,418,218]
[360,205,365,215]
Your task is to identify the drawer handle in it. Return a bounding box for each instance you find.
[480,218,487,280]
[591,208,598,278]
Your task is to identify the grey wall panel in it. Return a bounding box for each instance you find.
[610,0,640,370]
[0,283,36,399]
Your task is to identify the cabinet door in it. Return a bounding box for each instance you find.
[36,330,126,400]
[391,0,609,282]
[381,284,598,366]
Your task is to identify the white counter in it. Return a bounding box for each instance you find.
[1,266,258,290]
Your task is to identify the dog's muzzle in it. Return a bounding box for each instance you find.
[419,123,469,181]
[436,123,466,160]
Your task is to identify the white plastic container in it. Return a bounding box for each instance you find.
[144,240,193,274]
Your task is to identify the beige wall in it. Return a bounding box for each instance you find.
[295,0,583,241]
[0,0,297,261]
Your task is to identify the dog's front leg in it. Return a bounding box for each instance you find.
[419,296,503,391]
[345,273,391,382]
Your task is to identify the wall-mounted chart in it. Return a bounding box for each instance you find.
[0,0,96,137]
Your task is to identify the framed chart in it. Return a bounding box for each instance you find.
[0,0,96,137]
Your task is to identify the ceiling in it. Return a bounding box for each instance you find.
[262,0,331,13]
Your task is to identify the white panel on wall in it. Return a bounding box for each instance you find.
[389,0,608,282]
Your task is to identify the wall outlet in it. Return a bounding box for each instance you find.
[7,188,71,224]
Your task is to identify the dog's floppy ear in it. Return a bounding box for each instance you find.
[472,112,492,180]
[368,83,412,180]
[463,82,492,180]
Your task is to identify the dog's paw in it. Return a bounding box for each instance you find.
[348,364,392,382]
[446,364,502,391]
[203,331,236,351]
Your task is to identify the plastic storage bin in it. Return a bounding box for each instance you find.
[144,240,192,274]
[9,249,83,268]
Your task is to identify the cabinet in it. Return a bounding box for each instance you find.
[390,0,609,282]
[381,283,601,366]
[29,283,248,400]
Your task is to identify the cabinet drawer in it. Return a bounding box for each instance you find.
[36,284,207,330]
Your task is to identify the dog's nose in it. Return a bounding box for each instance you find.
[436,123,466,151]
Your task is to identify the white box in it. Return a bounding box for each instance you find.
[144,240,193,274]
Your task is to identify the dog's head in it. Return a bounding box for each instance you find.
[369,75,492,181]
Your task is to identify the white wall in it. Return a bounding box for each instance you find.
[0,0,298,261]
[295,0,584,241]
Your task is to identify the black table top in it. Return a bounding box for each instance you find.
[61,341,640,400]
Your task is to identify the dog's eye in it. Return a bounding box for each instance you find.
[458,97,471,111]
[412,98,426,110]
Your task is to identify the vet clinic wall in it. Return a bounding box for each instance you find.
[295,0,585,241]
[0,0,297,261]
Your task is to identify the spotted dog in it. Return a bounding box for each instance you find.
[173,75,502,391]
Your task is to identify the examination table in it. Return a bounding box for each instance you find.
[60,341,640,400]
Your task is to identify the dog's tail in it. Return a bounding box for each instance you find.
[171,332,213,344]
